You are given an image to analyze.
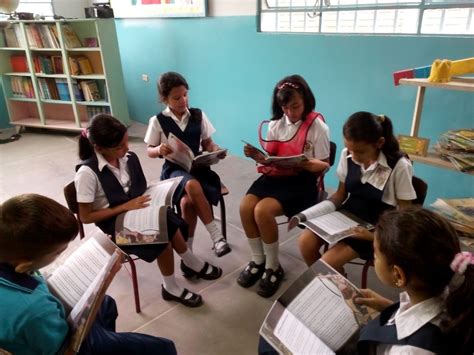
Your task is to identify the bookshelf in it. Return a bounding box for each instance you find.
[399,77,474,174]
[0,19,130,132]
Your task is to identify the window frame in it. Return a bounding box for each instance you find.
[258,0,474,36]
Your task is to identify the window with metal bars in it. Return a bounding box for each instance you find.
[0,0,54,19]
[259,0,474,35]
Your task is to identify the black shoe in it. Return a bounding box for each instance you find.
[237,261,265,288]
[180,260,222,280]
[213,238,231,257]
[161,285,203,307]
[257,265,284,298]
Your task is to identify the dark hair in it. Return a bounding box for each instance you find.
[0,194,78,260]
[343,112,401,161]
[157,71,189,101]
[376,208,473,352]
[78,114,127,160]
[271,75,316,121]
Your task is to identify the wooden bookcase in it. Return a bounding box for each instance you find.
[0,19,130,132]
[399,77,474,174]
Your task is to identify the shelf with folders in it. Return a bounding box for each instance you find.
[0,19,130,131]
[399,77,474,175]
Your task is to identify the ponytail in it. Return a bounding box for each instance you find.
[444,264,474,353]
[78,130,94,161]
[343,112,402,161]
[77,114,127,161]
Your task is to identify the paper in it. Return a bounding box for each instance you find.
[242,140,308,168]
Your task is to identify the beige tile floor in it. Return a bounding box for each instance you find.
[0,123,398,355]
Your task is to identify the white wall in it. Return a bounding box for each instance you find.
[208,0,256,16]
[53,0,89,18]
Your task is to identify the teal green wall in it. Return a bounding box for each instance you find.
[116,16,473,203]
[0,82,9,128]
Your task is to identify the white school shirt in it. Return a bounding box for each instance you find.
[266,114,330,160]
[336,148,416,206]
[376,292,445,355]
[74,152,131,210]
[144,106,216,147]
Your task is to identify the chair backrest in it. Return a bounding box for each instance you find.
[64,181,85,239]
[329,141,337,167]
[412,176,428,206]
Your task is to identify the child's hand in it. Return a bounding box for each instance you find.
[351,226,374,241]
[122,195,151,211]
[158,143,173,156]
[300,159,330,173]
[213,147,227,159]
[354,288,393,312]
[244,145,265,163]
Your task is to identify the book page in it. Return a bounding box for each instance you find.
[192,149,227,169]
[45,235,113,311]
[310,211,359,235]
[263,154,308,168]
[274,310,334,354]
[146,176,182,207]
[300,201,338,221]
[167,133,195,172]
[285,276,359,351]
[241,140,268,158]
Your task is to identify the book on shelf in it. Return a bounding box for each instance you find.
[72,79,84,101]
[114,176,182,246]
[68,56,80,75]
[10,55,28,72]
[62,24,82,48]
[80,80,101,102]
[431,198,474,236]
[41,232,124,353]
[86,106,110,119]
[288,204,374,245]
[242,140,309,168]
[3,27,19,47]
[55,78,71,101]
[260,259,377,355]
[77,56,93,75]
[166,133,227,173]
[10,77,34,99]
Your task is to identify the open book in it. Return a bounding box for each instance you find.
[260,260,377,354]
[242,140,308,168]
[166,133,227,172]
[41,233,124,353]
[114,177,182,246]
[289,205,374,245]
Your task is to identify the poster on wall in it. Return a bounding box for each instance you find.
[110,0,207,18]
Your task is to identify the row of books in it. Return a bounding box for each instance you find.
[436,129,474,172]
[10,55,64,75]
[69,56,94,75]
[1,23,83,49]
[431,198,474,236]
[86,106,110,120]
[25,23,60,49]
[11,77,35,99]
[36,78,104,102]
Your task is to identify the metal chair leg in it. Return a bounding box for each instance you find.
[126,255,141,313]
[219,194,227,240]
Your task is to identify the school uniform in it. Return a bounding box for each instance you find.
[247,112,330,217]
[336,148,416,259]
[75,151,187,262]
[0,263,177,355]
[144,106,221,208]
[359,292,447,355]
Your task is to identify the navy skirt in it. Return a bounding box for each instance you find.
[161,160,221,207]
[247,172,318,217]
[120,208,188,263]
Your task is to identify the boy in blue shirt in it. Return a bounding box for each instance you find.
[0,193,176,355]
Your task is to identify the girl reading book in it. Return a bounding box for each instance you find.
[239,74,330,298]
[298,111,416,272]
[75,114,222,308]
[144,72,230,258]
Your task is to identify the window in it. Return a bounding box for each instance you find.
[0,0,54,19]
[259,0,474,35]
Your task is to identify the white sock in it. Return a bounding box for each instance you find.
[248,237,265,265]
[263,241,279,271]
[162,275,184,297]
[187,236,194,251]
[205,221,224,243]
[180,249,205,272]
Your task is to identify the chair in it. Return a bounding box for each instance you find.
[63,182,142,313]
[317,141,337,202]
[216,183,229,240]
[358,175,428,288]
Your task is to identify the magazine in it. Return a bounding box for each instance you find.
[166,133,227,172]
[41,233,124,353]
[260,260,377,355]
[431,198,474,236]
[242,140,308,168]
[289,205,374,245]
[114,177,182,245]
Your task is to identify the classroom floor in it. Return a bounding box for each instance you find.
[0,123,399,355]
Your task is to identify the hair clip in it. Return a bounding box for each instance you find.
[81,128,89,139]
[450,251,474,275]
[378,114,386,123]
[278,82,300,90]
